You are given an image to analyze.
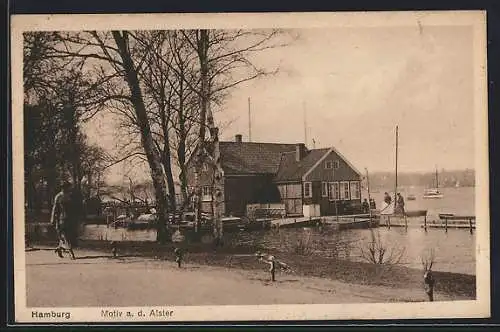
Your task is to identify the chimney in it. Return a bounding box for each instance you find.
[295,143,307,162]
[235,134,243,143]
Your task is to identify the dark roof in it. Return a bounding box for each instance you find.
[274,148,331,182]
[219,142,299,175]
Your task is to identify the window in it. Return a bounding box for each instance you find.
[350,181,361,200]
[202,164,208,172]
[303,182,312,198]
[202,186,212,201]
[321,182,328,197]
[334,182,340,200]
[340,181,350,200]
[333,160,340,169]
[328,182,340,201]
[325,161,333,169]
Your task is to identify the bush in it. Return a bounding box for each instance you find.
[359,228,406,265]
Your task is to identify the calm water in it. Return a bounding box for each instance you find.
[370,186,475,220]
[229,187,477,275]
[229,227,475,275]
[82,187,476,275]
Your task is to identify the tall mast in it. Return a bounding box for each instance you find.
[394,125,398,210]
[303,101,308,148]
[248,97,251,142]
[435,165,439,189]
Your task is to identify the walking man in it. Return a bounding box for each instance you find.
[50,181,76,260]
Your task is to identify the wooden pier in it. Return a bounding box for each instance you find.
[270,216,320,228]
[378,212,475,234]
[270,214,379,230]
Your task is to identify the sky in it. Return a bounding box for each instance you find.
[86,24,476,184]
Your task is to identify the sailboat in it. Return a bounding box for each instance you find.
[423,167,444,199]
[382,126,426,218]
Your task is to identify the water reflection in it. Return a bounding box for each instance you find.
[228,226,475,275]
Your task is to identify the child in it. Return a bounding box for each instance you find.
[256,251,282,282]
[268,256,277,282]
[110,241,117,258]
[174,247,183,268]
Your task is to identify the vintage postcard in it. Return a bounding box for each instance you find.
[11,11,489,323]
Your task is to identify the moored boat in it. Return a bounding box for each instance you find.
[423,188,444,199]
[423,167,444,199]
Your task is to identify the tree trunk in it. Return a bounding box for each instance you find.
[177,145,189,212]
[193,30,210,233]
[176,79,189,212]
[197,30,224,245]
[112,31,171,243]
[162,140,177,215]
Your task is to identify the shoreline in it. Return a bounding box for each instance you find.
[26,247,469,307]
[28,239,476,300]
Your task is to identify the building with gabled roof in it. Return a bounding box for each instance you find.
[186,134,362,217]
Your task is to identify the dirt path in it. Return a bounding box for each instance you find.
[25,247,467,307]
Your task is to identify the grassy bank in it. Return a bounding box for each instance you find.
[31,239,476,300]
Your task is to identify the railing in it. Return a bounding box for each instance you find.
[437,215,476,234]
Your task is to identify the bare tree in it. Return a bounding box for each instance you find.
[360,228,406,265]
[110,30,172,242]
[43,31,168,241]
[175,29,294,243]
[36,29,295,244]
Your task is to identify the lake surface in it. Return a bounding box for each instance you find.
[369,186,475,220]
[81,187,477,275]
[228,226,475,275]
[229,186,477,275]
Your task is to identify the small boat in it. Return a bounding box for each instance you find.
[423,167,444,199]
[423,188,444,199]
[407,194,416,200]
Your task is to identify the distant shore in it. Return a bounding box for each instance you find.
[29,239,476,300]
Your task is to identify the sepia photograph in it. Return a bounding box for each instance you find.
[11,11,489,322]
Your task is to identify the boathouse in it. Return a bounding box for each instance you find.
[186,134,362,217]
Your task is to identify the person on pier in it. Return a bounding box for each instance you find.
[396,192,405,215]
[383,192,392,205]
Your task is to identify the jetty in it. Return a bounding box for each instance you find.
[270,214,379,230]
[378,211,475,233]
[270,216,321,228]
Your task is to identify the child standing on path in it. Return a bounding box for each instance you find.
[174,247,184,268]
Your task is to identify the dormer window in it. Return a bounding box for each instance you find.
[325,160,340,169]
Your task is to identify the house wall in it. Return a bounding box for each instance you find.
[304,149,360,182]
[277,182,303,215]
[186,155,281,217]
[301,150,363,215]
[224,174,280,217]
